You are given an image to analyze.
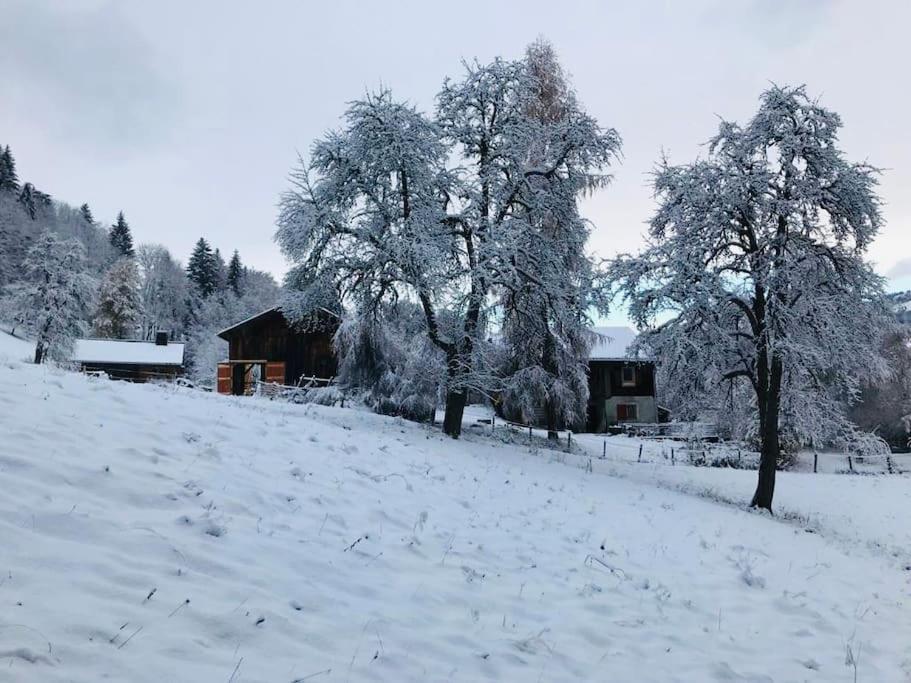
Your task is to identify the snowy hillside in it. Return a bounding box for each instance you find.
[1,334,909,681]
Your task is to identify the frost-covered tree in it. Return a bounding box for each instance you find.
[279,54,618,437]
[213,248,228,292]
[80,203,95,225]
[18,182,51,221]
[227,250,244,295]
[109,211,134,257]
[92,257,141,338]
[8,232,96,363]
[187,238,219,298]
[610,86,891,510]
[0,145,19,192]
[136,244,189,340]
[499,38,619,437]
[333,304,445,421]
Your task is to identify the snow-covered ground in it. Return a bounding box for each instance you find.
[1,331,910,681]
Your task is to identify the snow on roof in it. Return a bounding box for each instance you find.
[589,326,651,361]
[71,339,185,366]
[217,305,341,339]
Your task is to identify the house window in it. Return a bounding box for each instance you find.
[621,365,636,387]
[617,403,638,421]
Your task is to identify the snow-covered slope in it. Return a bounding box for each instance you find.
[1,340,909,681]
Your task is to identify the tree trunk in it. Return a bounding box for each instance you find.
[33,342,45,365]
[543,328,559,440]
[751,356,782,511]
[442,389,467,438]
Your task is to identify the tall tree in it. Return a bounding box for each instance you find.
[278,55,618,437]
[136,244,189,340]
[500,38,619,438]
[610,86,890,511]
[186,237,218,297]
[227,249,244,295]
[93,258,142,339]
[109,211,135,257]
[80,203,95,225]
[0,145,19,192]
[213,248,228,292]
[18,182,51,220]
[7,232,96,363]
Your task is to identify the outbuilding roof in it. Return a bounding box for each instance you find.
[72,339,186,366]
[217,306,340,340]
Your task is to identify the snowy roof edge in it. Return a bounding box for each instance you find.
[217,305,340,339]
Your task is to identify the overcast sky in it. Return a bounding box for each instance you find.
[2,0,909,323]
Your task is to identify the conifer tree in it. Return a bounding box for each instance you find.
[109,211,135,257]
[0,145,19,192]
[187,237,218,297]
[227,249,244,295]
[213,248,228,292]
[93,258,142,339]
[80,203,95,224]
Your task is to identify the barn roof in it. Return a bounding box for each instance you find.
[589,326,653,361]
[72,339,186,366]
[217,306,340,340]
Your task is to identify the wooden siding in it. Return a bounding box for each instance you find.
[588,360,655,401]
[220,309,338,387]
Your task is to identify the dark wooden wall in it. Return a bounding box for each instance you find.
[223,310,338,386]
[588,360,656,400]
[80,362,183,382]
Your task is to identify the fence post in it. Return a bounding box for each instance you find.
[671,447,675,465]
[813,452,818,474]
[567,431,572,452]
[886,455,894,474]
[602,440,606,459]
[847,455,854,472]
[638,444,642,463]
[528,424,533,439]
[491,414,495,433]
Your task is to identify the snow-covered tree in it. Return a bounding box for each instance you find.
[109,211,134,257]
[227,250,244,295]
[279,54,618,437]
[333,304,444,421]
[8,232,96,363]
[187,238,218,298]
[610,86,891,510]
[18,182,51,221]
[92,257,141,338]
[0,145,19,192]
[80,203,95,225]
[499,38,619,437]
[136,243,189,340]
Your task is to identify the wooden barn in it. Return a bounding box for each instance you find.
[216,307,339,395]
[586,326,658,432]
[71,333,186,382]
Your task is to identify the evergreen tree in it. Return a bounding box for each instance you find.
[109,211,135,257]
[8,232,96,363]
[18,183,38,220]
[92,258,142,339]
[0,145,19,192]
[213,248,228,292]
[187,237,218,297]
[227,249,244,295]
[80,203,95,225]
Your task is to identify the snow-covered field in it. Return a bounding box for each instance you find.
[1,331,909,682]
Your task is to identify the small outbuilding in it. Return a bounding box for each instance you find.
[71,333,185,382]
[586,326,658,432]
[216,307,339,396]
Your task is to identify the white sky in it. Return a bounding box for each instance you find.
[2,1,909,324]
